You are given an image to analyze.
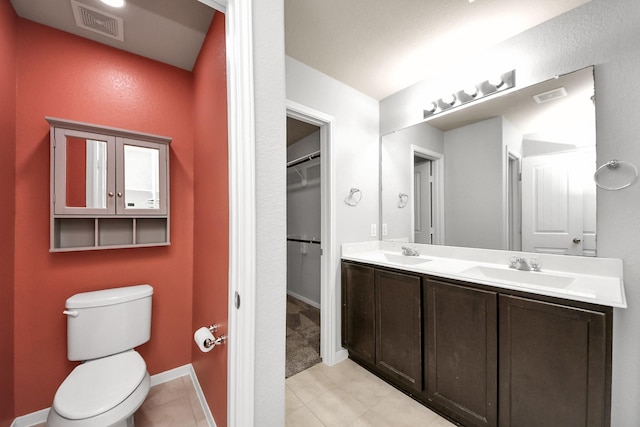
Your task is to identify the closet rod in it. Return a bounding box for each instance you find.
[287,150,321,168]
[287,237,321,245]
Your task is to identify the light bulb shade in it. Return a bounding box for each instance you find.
[463,86,478,97]
[442,94,457,106]
[489,76,504,88]
[425,102,437,113]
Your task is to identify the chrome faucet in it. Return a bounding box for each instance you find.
[509,256,540,272]
[401,246,420,256]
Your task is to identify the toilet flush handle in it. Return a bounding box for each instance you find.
[63,310,79,317]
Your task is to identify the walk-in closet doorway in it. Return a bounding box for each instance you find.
[285,101,341,378]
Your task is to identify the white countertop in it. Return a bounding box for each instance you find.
[342,241,627,308]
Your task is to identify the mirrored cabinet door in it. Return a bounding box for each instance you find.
[53,128,116,215]
[116,138,168,215]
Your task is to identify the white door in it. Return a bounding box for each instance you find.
[414,158,432,244]
[522,151,593,255]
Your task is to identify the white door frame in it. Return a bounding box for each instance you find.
[409,145,444,245]
[197,1,256,426]
[286,100,342,365]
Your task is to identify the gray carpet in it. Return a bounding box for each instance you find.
[286,295,321,378]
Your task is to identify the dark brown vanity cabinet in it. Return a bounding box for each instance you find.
[424,278,497,427]
[341,263,422,391]
[498,295,611,427]
[341,262,376,364]
[375,269,422,392]
[341,260,612,427]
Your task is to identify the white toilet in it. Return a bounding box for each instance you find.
[47,284,153,427]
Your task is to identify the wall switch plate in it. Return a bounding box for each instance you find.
[382,223,388,236]
[370,224,377,237]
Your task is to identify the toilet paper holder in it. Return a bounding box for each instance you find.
[204,324,227,349]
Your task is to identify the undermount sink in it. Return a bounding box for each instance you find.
[383,253,432,266]
[462,266,575,289]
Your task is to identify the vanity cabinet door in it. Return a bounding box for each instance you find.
[341,262,375,365]
[375,269,422,393]
[498,295,609,427]
[425,278,498,427]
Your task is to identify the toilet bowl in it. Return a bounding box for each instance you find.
[48,285,154,427]
[47,351,150,427]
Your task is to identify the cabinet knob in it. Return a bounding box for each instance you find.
[572,238,582,244]
[117,192,123,197]
[108,192,114,197]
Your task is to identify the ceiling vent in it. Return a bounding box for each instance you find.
[533,87,567,104]
[71,0,124,41]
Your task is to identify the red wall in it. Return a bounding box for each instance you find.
[0,1,16,426]
[14,20,195,415]
[192,12,229,426]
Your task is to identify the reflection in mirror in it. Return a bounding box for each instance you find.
[124,145,160,210]
[381,66,596,256]
[65,137,107,209]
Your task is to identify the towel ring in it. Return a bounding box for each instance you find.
[398,193,409,208]
[594,159,638,191]
[345,188,362,206]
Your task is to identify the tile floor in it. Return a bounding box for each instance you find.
[36,360,455,426]
[286,358,457,427]
[34,375,207,427]
[134,375,207,427]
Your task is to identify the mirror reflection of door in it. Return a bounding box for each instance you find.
[414,155,432,244]
[507,152,522,251]
[521,148,596,256]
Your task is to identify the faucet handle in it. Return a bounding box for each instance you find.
[509,256,519,268]
[530,257,541,272]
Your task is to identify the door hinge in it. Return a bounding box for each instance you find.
[519,172,522,181]
[235,291,241,309]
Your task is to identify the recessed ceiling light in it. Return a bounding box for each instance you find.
[100,0,125,8]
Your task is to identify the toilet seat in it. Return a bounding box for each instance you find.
[53,350,147,419]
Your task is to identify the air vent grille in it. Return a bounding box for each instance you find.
[533,87,567,104]
[71,0,124,41]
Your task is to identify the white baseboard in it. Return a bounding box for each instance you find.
[287,290,320,309]
[10,364,216,427]
[10,408,49,427]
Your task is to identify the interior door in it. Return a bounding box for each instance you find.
[521,151,593,255]
[414,158,432,244]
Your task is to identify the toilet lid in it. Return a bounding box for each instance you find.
[53,350,147,420]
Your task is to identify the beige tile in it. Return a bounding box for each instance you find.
[369,391,444,427]
[335,369,395,408]
[141,376,189,410]
[182,377,206,422]
[306,388,370,427]
[286,385,305,415]
[285,406,326,427]
[350,410,392,427]
[135,395,197,427]
[286,365,341,404]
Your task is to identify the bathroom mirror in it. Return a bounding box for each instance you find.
[381,66,597,256]
[64,137,108,209]
[123,144,161,210]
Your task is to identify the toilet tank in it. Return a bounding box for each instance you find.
[65,284,153,361]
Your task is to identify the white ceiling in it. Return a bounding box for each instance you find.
[285,0,590,100]
[11,0,589,100]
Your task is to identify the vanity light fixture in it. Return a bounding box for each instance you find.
[100,0,126,8]
[423,69,515,119]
